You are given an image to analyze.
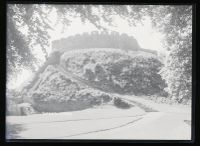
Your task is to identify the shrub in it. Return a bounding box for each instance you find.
[30,66,113,112]
[61,49,166,96]
[113,97,132,109]
[18,103,36,115]
[32,89,113,113]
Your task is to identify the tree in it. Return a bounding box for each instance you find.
[7,5,37,75]
[7,4,146,78]
[6,5,99,80]
[147,6,192,102]
[7,4,53,80]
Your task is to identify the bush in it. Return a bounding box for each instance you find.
[32,89,113,113]
[30,66,113,113]
[6,99,35,116]
[18,103,36,115]
[61,49,166,96]
[113,97,132,109]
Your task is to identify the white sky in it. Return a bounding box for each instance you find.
[7,10,166,90]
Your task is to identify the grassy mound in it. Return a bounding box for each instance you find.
[29,66,113,112]
[61,48,166,95]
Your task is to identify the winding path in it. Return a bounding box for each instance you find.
[7,66,191,140]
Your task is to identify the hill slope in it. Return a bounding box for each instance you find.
[21,48,165,113]
[60,48,165,95]
[25,65,116,112]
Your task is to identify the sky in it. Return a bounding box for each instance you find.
[7,9,166,90]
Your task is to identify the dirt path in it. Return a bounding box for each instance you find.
[63,95,191,140]
[7,66,191,140]
[69,94,190,140]
[6,106,146,139]
[68,112,191,140]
